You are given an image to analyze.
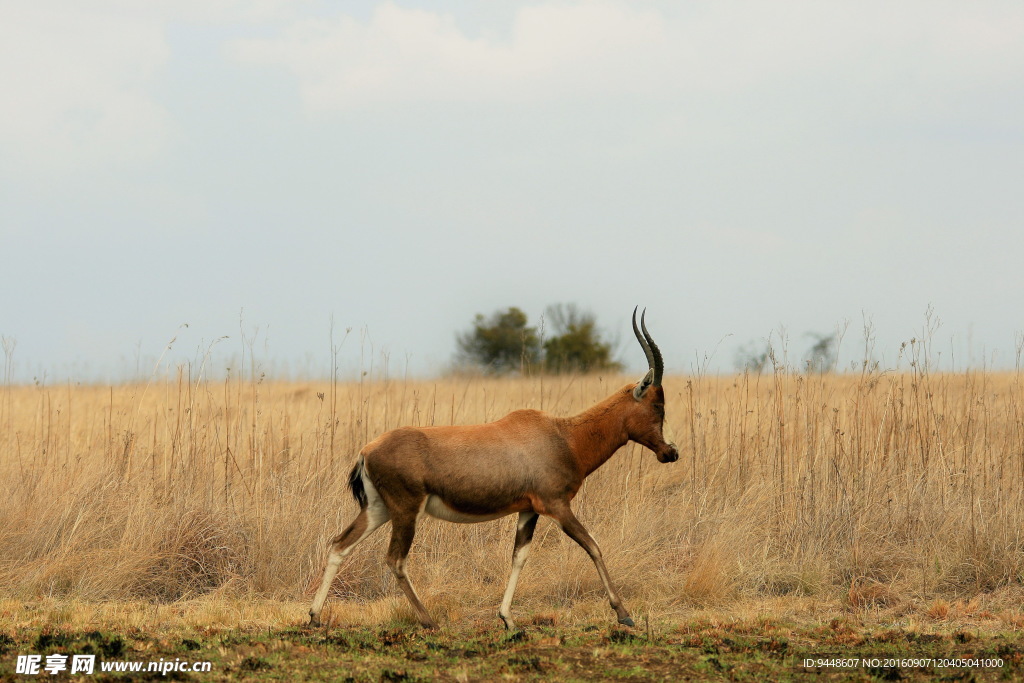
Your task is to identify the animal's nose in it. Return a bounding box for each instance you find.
[660,445,679,463]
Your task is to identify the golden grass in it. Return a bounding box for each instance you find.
[2,361,1023,628]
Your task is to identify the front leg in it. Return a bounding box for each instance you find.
[546,502,634,627]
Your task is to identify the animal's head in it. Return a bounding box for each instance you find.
[627,307,679,463]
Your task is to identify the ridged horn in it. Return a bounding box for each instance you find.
[640,309,663,387]
[630,307,655,376]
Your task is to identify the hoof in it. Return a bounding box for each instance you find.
[420,621,440,630]
[618,616,636,628]
[504,629,527,643]
[308,613,322,628]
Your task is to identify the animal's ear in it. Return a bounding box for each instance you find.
[633,369,654,400]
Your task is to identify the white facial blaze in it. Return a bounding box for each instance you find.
[663,421,676,446]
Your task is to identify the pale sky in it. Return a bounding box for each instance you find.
[2,1,1023,382]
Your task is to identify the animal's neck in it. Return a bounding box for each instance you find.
[563,392,631,477]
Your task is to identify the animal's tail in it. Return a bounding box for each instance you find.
[348,456,368,509]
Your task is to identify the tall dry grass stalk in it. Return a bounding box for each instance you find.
[2,357,1023,621]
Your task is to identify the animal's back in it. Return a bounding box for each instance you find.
[360,409,575,519]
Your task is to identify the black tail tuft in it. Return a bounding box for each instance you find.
[348,459,368,508]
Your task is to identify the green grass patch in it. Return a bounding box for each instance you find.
[1,618,1022,681]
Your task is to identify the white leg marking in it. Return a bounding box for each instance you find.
[309,472,390,622]
[498,544,531,617]
[498,512,537,628]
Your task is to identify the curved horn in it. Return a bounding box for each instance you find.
[632,306,655,372]
[640,309,664,386]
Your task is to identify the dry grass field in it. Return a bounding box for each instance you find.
[3,356,1024,679]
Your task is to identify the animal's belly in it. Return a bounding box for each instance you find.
[422,495,510,524]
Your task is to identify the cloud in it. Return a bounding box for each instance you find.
[0,1,305,174]
[0,6,173,172]
[227,0,1024,125]
[160,0,300,24]
[3,1,1019,173]
[228,1,668,112]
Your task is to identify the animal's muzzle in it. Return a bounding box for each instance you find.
[657,444,679,463]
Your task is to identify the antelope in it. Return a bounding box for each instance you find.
[308,307,678,630]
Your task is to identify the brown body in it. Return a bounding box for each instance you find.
[308,309,677,630]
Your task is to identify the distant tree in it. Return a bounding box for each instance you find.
[734,340,771,374]
[542,303,623,374]
[455,307,540,374]
[804,332,838,374]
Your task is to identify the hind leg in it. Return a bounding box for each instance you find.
[386,512,438,629]
[309,504,389,626]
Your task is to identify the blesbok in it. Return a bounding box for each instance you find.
[308,307,678,630]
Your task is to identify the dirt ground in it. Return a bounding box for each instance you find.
[2,597,1022,681]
